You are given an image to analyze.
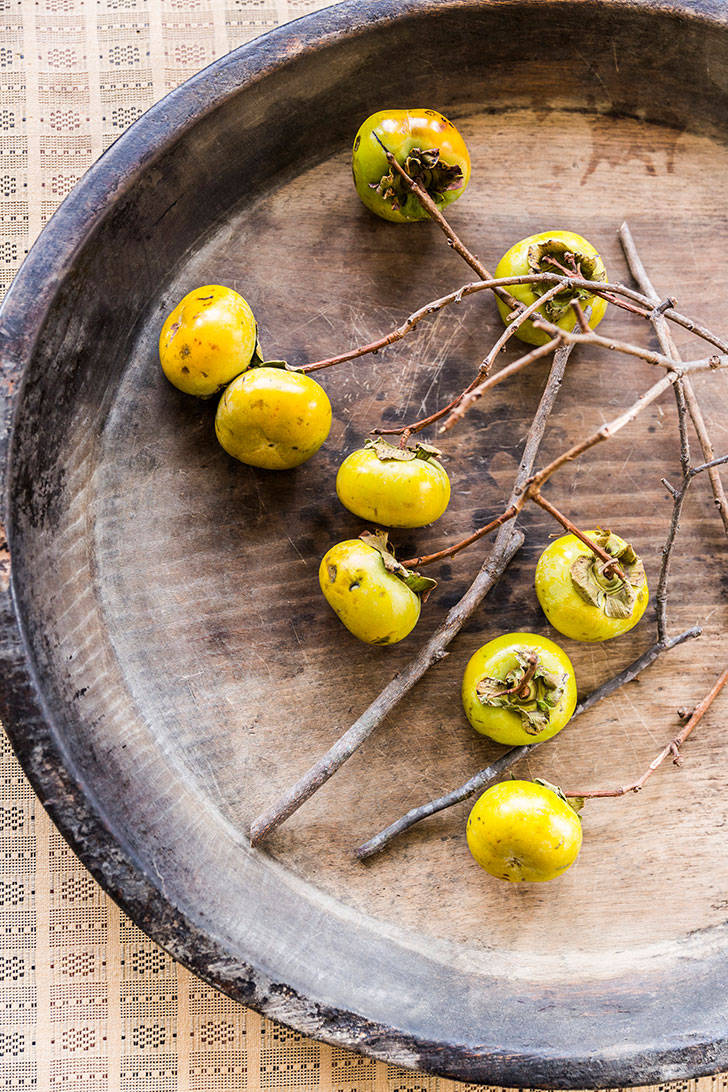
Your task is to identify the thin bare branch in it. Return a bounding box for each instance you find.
[619,220,728,536]
[400,506,517,568]
[373,134,520,310]
[565,664,728,798]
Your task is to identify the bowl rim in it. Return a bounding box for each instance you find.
[1,0,728,1085]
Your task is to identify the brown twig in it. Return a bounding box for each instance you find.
[529,492,627,582]
[248,533,523,847]
[298,279,492,374]
[655,439,728,644]
[375,338,560,438]
[248,343,574,846]
[298,269,728,379]
[564,664,728,798]
[400,506,517,568]
[354,626,701,859]
[372,133,520,310]
[619,220,728,536]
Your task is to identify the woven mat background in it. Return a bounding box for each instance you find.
[2,0,728,1088]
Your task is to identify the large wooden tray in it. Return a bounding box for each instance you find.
[2,0,728,1084]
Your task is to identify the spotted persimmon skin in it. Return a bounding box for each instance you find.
[495,230,608,346]
[215,367,331,470]
[352,108,471,223]
[336,448,451,528]
[319,540,420,645]
[159,285,257,397]
[466,780,583,883]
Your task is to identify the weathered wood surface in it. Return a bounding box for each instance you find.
[2,1,728,1085]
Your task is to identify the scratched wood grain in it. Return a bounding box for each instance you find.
[4,2,728,1082]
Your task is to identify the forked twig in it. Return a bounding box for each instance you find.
[619,220,728,536]
[563,664,728,798]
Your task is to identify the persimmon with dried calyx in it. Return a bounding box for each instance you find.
[461,633,577,746]
[535,529,649,642]
[466,779,583,883]
[215,364,331,470]
[336,438,451,528]
[352,108,471,223]
[159,284,258,397]
[319,531,436,645]
[495,230,608,345]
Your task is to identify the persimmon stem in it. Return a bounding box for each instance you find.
[563,665,728,799]
[529,492,628,583]
[372,133,521,311]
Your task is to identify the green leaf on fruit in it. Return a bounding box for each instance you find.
[534,778,584,816]
[365,438,417,462]
[402,571,438,598]
[414,441,444,462]
[250,325,266,367]
[365,437,444,463]
[359,529,437,601]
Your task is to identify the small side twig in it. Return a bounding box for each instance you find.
[375,338,560,438]
[400,506,517,568]
[564,663,728,798]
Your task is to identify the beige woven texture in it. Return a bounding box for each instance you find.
[2,0,728,1087]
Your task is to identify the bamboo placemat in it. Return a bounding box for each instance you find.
[2,0,728,1087]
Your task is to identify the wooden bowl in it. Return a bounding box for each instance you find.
[2,0,728,1084]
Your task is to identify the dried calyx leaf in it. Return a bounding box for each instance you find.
[476,648,566,736]
[365,437,444,463]
[533,778,584,817]
[250,325,266,367]
[570,529,645,620]
[359,529,437,600]
[371,145,464,211]
[527,239,602,322]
